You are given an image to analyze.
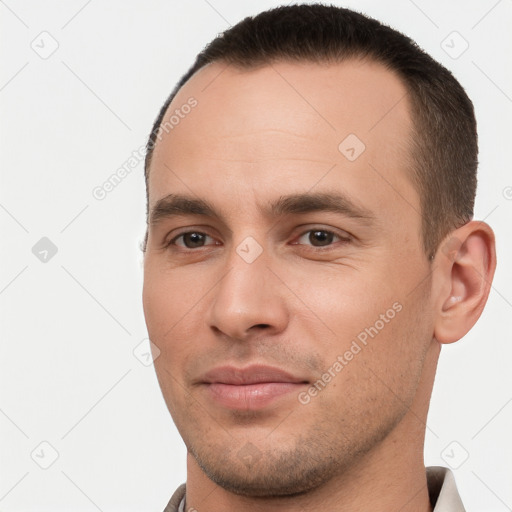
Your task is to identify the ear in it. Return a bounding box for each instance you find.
[433,221,496,344]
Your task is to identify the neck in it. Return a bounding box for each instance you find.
[185,342,440,512]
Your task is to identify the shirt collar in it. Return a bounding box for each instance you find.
[428,466,466,511]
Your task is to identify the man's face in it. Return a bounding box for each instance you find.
[143,60,436,496]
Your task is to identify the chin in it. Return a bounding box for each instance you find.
[200,464,326,498]
[189,439,344,498]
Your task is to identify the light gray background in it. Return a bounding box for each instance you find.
[1,1,511,510]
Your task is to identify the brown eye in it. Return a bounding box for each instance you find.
[308,230,334,246]
[296,229,343,248]
[172,232,214,249]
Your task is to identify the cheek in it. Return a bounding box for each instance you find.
[352,294,431,399]
[285,264,402,348]
[143,264,210,384]
[294,268,430,395]
[308,301,430,435]
[143,273,195,420]
[143,262,205,340]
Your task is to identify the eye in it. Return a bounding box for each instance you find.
[294,229,349,248]
[169,231,217,249]
[165,228,350,251]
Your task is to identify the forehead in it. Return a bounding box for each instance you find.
[148,59,417,223]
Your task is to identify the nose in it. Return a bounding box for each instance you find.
[205,247,289,342]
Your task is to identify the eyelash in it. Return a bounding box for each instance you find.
[165,228,351,252]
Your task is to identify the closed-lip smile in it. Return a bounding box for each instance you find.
[199,365,309,410]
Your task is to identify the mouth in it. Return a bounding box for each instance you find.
[199,365,309,410]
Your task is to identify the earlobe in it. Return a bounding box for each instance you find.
[433,221,496,344]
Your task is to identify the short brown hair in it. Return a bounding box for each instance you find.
[145,3,477,259]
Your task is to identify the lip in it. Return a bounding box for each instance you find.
[200,365,308,410]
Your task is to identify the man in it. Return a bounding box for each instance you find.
[142,4,496,511]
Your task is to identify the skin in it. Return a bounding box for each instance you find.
[142,59,496,512]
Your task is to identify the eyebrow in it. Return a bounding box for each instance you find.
[149,192,375,227]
